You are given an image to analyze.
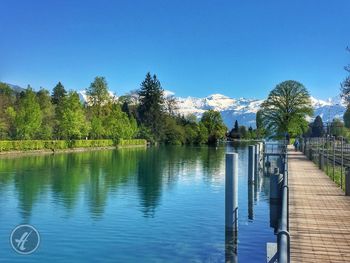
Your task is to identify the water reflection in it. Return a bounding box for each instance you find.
[0,146,227,220]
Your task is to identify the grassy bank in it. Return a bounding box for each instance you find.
[0,139,147,152]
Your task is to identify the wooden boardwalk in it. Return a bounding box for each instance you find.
[288,148,350,262]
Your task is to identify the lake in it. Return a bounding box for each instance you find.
[0,144,276,262]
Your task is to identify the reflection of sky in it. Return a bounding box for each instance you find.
[0,146,275,262]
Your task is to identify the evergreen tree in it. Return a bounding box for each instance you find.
[233,120,239,132]
[137,73,165,139]
[51,82,67,105]
[311,115,324,137]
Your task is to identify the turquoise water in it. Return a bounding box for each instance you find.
[0,145,275,262]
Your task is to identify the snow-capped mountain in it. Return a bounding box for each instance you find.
[174,94,346,128]
[76,88,345,128]
[5,83,344,128]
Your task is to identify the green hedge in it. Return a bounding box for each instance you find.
[0,139,147,152]
[69,139,114,148]
[119,139,147,146]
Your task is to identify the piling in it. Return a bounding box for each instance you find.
[225,152,238,232]
[270,168,282,200]
[254,144,259,182]
[248,145,255,183]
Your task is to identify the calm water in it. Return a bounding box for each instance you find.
[0,144,275,262]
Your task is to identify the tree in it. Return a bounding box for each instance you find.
[137,73,165,139]
[163,116,185,145]
[330,118,347,137]
[260,80,313,137]
[104,103,137,141]
[341,47,350,104]
[0,82,15,138]
[51,82,67,105]
[255,110,266,138]
[13,87,42,139]
[344,106,350,128]
[229,120,241,139]
[37,88,55,139]
[239,126,247,139]
[233,120,239,132]
[311,115,324,137]
[58,91,89,139]
[200,110,227,144]
[86,77,110,112]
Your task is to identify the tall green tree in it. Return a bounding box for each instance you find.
[0,83,15,138]
[86,77,110,112]
[311,115,324,137]
[200,110,227,144]
[104,102,137,141]
[137,73,165,139]
[37,88,55,139]
[12,87,42,139]
[330,118,347,137]
[343,106,350,128]
[260,80,313,137]
[58,91,89,139]
[86,77,111,138]
[51,82,67,105]
[255,110,266,138]
[341,47,350,104]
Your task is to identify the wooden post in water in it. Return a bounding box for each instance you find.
[254,144,259,182]
[225,153,238,232]
[248,145,255,184]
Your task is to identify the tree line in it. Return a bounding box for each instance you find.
[0,73,231,144]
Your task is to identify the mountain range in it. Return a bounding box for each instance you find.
[173,93,346,128]
[94,90,345,128]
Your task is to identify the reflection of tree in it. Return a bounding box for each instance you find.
[137,147,164,217]
[0,145,227,221]
[51,154,87,211]
[10,155,51,220]
[84,149,143,219]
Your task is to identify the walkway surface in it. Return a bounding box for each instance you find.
[289,148,350,263]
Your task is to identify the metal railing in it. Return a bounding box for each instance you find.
[278,146,289,263]
[264,141,290,262]
[301,136,349,190]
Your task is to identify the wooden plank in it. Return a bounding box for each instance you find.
[289,146,350,263]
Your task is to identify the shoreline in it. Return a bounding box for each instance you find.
[0,144,147,158]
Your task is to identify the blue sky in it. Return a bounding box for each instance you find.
[1,0,349,100]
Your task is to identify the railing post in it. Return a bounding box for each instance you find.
[319,152,324,170]
[333,136,335,181]
[341,137,344,189]
[225,153,238,232]
[346,168,350,196]
[248,145,255,183]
